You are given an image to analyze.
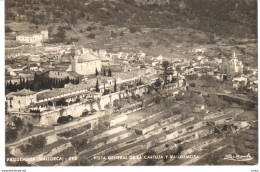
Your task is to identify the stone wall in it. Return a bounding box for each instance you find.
[30,85,146,126]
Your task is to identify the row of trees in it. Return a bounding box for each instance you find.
[95,78,143,94]
[6,75,80,92]
[95,68,112,77]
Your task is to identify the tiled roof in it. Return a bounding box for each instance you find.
[13,89,36,96]
[67,71,81,78]
[36,84,90,101]
[78,53,100,63]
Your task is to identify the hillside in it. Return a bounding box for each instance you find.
[6,0,257,38]
[5,0,257,61]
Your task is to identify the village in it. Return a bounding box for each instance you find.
[4,26,258,166]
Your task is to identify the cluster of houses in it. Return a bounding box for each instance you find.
[5,42,258,124]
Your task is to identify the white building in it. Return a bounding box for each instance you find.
[6,89,37,112]
[71,53,102,75]
[16,30,48,44]
[221,52,244,75]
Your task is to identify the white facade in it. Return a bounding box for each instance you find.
[230,52,243,74]
[71,53,102,75]
[16,30,48,44]
[6,90,37,112]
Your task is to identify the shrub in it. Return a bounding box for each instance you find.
[57,115,73,124]
[87,33,95,39]
[5,26,12,33]
[129,26,139,33]
[28,135,47,150]
[86,26,93,31]
[189,83,196,87]
[139,41,153,48]
[20,135,47,154]
[6,127,18,142]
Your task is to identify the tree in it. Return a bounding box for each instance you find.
[209,95,229,109]
[154,79,162,88]
[139,41,153,48]
[176,66,181,87]
[114,80,117,92]
[13,117,24,130]
[5,26,12,33]
[87,33,95,39]
[70,12,77,25]
[65,76,70,84]
[161,60,170,83]
[19,76,23,90]
[111,31,117,38]
[8,81,13,91]
[103,69,106,76]
[129,26,139,33]
[95,68,99,76]
[138,78,142,86]
[57,116,72,124]
[27,123,33,133]
[96,80,100,92]
[28,135,47,150]
[55,26,66,41]
[108,68,112,77]
[6,127,18,142]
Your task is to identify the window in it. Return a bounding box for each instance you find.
[18,100,20,104]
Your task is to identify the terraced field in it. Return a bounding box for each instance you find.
[19,106,250,166]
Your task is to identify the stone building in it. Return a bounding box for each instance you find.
[16,30,48,44]
[6,89,36,112]
[71,53,102,76]
[220,52,243,75]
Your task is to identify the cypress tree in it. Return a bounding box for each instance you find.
[9,81,13,91]
[13,83,18,92]
[60,79,63,87]
[96,80,100,92]
[49,78,53,89]
[61,79,65,87]
[54,78,57,88]
[45,78,49,89]
[29,81,33,91]
[114,80,117,92]
[6,82,9,90]
[65,76,70,84]
[19,76,23,90]
[76,77,80,84]
[95,68,99,76]
[108,68,112,77]
[22,78,25,89]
